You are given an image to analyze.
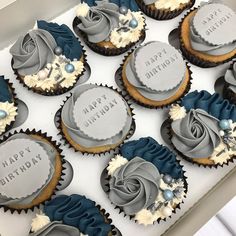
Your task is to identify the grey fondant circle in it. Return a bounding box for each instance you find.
[73,87,128,140]
[193,3,236,45]
[0,138,51,199]
[134,42,185,92]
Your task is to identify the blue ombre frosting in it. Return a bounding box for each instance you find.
[181,90,236,122]
[0,76,13,103]
[120,137,183,179]
[82,0,139,11]
[44,194,112,236]
[37,21,83,60]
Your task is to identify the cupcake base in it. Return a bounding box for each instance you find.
[0,129,65,213]
[55,87,136,155]
[116,51,192,109]
[180,9,236,68]
[223,83,236,105]
[72,17,146,56]
[135,0,195,20]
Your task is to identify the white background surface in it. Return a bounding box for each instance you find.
[0,1,236,236]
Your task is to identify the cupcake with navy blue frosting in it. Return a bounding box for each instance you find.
[136,0,195,20]
[73,0,146,56]
[10,20,86,96]
[101,137,187,225]
[29,194,121,236]
[169,90,236,167]
[0,76,17,136]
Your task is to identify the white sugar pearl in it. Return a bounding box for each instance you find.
[37,70,48,80]
[219,130,225,136]
[46,63,52,69]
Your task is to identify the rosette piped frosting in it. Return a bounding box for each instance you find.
[10,29,57,76]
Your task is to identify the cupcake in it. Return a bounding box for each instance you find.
[169,90,236,167]
[29,194,121,236]
[136,0,195,20]
[10,20,86,96]
[56,84,135,154]
[0,130,64,211]
[0,76,18,136]
[223,61,236,104]
[180,2,236,68]
[73,0,146,56]
[118,41,192,108]
[102,137,187,225]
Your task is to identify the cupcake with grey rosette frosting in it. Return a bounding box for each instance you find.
[101,137,187,225]
[10,20,86,95]
[223,61,236,104]
[73,0,146,56]
[56,84,135,154]
[169,90,236,167]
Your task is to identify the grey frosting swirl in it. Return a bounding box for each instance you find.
[171,109,221,158]
[189,17,236,56]
[225,62,236,93]
[125,43,187,101]
[30,221,81,236]
[10,29,56,76]
[77,0,120,43]
[0,133,56,206]
[61,84,132,148]
[108,157,160,215]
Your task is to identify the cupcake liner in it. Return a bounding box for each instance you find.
[223,84,236,105]
[0,77,18,137]
[101,153,188,224]
[72,16,147,56]
[135,0,195,20]
[0,129,67,213]
[115,49,193,109]
[11,46,88,96]
[54,84,136,155]
[179,8,236,68]
[166,117,236,168]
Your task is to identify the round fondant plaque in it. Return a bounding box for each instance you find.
[0,138,51,199]
[73,87,128,140]
[193,3,236,45]
[134,42,186,92]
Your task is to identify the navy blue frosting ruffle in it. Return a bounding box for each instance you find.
[44,194,112,236]
[83,0,139,11]
[0,76,13,103]
[181,90,236,121]
[120,137,183,179]
[37,21,83,60]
